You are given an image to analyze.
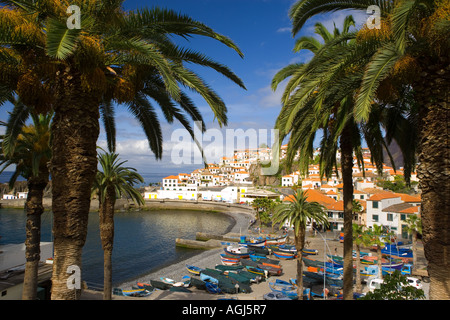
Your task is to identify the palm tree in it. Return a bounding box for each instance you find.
[352,223,370,293]
[272,189,329,299]
[404,214,422,269]
[272,15,395,300]
[288,0,450,300]
[367,224,387,280]
[92,149,144,300]
[0,1,245,299]
[0,103,51,300]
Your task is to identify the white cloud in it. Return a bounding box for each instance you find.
[277,27,291,33]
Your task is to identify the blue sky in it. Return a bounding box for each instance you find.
[0,0,369,176]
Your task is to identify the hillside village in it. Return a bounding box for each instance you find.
[144,144,421,239]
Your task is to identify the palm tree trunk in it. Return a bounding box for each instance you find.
[355,245,362,293]
[50,69,100,300]
[340,124,354,300]
[295,228,306,300]
[415,59,450,299]
[99,187,116,300]
[377,246,383,280]
[22,173,48,300]
[412,230,417,270]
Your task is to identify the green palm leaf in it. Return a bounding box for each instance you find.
[45,18,81,59]
[354,43,401,121]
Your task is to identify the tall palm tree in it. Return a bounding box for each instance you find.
[288,0,450,300]
[272,15,396,300]
[404,214,422,269]
[0,1,245,299]
[0,103,52,300]
[92,149,144,300]
[272,189,329,299]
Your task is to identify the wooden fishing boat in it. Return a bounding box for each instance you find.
[245,266,268,278]
[189,277,207,290]
[205,282,221,294]
[136,282,155,291]
[112,288,152,297]
[273,250,297,260]
[247,245,270,255]
[265,236,287,246]
[238,270,263,283]
[249,253,267,261]
[249,254,280,265]
[186,264,204,275]
[220,254,241,265]
[303,271,343,288]
[250,258,282,270]
[160,277,186,287]
[302,248,319,255]
[268,281,298,299]
[150,279,172,290]
[200,269,221,284]
[269,244,296,253]
[215,264,244,273]
[225,271,251,285]
[223,245,253,258]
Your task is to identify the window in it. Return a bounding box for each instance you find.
[373,201,379,209]
[360,195,364,200]
[372,215,378,222]
[401,214,406,221]
[387,214,393,222]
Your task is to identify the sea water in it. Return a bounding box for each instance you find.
[0,208,233,288]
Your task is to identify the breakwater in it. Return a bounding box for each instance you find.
[0,198,255,214]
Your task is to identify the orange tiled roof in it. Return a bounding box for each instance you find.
[163,175,179,180]
[367,192,400,201]
[394,193,421,203]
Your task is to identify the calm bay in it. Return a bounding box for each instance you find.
[0,207,234,288]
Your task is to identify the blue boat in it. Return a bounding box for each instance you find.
[381,245,413,261]
[268,281,298,299]
[112,288,152,297]
[186,264,204,275]
[205,282,221,294]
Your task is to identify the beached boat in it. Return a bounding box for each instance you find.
[223,245,253,258]
[265,236,287,246]
[268,281,298,299]
[186,264,204,275]
[150,279,172,290]
[215,264,244,273]
[136,282,154,291]
[205,282,221,294]
[303,271,343,288]
[381,245,413,262]
[249,254,280,265]
[200,269,220,284]
[269,244,296,253]
[247,244,270,254]
[302,248,319,255]
[220,254,241,265]
[238,270,263,283]
[245,266,268,278]
[188,276,207,290]
[160,277,187,287]
[273,250,297,260]
[112,288,152,297]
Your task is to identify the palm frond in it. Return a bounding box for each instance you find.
[354,43,401,122]
[45,17,81,59]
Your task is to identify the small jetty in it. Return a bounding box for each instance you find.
[175,232,245,250]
